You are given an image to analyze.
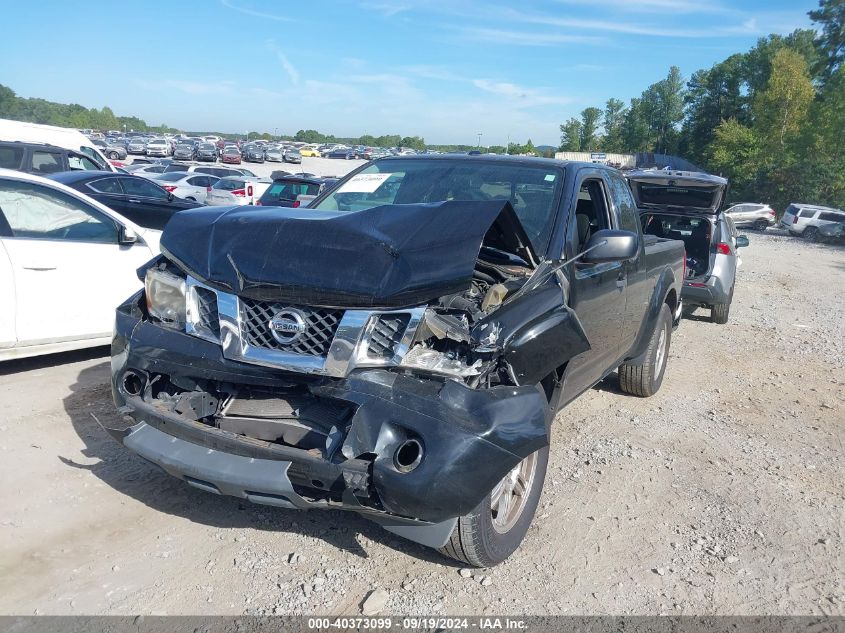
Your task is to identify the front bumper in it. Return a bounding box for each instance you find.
[109,299,550,544]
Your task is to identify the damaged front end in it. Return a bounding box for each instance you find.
[109,200,589,547]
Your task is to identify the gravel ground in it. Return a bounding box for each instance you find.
[0,230,842,616]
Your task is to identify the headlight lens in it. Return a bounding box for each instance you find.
[399,345,482,377]
[144,268,186,327]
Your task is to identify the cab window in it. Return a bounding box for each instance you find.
[573,178,611,252]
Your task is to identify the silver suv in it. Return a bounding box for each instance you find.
[724,202,776,231]
[781,203,845,241]
[629,170,749,324]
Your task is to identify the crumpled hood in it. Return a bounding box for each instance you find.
[160,200,535,308]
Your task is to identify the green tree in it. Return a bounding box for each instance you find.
[652,66,686,153]
[620,98,650,151]
[751,49,815,154]
[400,135,426,150]
[809,0,844,80]
[559,117,582,151]
[294,129,329,143]
[602,98,627,152]
[706,118,759,195]
[579,107,602,151]
[680,54,747,163]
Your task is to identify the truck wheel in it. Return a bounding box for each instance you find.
[438,446,549,567]
[711,301,730,324]
[618,303,672,397]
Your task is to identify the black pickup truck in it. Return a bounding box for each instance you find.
[107,156,684,566]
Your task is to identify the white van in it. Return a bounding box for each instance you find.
[0,118,115,171]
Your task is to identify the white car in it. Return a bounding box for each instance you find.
[206,176,271,206]
[150,171,219,202]
[0,169,160,361]
[145,139,171,157]
[781,203,845,240]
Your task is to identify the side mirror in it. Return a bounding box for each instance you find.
[167,191,174,202]
[736,235,749,248]
[119,225,139,245]
[582,229,639,263]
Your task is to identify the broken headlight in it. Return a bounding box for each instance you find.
[399,345,482,378]
[397,308,483,378]
[144,268,186,327]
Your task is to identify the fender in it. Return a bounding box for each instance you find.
[473,283,591,386]
[624,266,677,364]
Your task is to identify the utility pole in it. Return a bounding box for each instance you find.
[477,132,483,148]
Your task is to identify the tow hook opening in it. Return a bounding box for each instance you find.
[394,438,423,473]
[122,371,145,397]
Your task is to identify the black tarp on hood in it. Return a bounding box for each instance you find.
[160,200,536,308]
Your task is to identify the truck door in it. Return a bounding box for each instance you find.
[605,171,648,354]
[564,174,626,396]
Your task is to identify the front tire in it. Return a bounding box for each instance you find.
[108,151,119,159]
[804,227,820,242]
[618,303,672,397]
[438,447,549,567]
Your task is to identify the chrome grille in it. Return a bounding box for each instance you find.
[240,298,343,356]
[366,314,410,359]
[194,287,220,339]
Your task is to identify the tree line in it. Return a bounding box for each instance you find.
[559,0,843,210]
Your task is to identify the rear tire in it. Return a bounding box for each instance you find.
[754,219,768,231]
[438,447,549,567]
[108,151,119,159]
[711,301,730,324]
[618,303,672,397]
[804,227,819,241]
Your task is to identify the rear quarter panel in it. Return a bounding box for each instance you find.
[624,236,684,362]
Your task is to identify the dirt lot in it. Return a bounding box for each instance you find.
[0,230,842,616]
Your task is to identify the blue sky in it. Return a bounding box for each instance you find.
[0,0,816,145]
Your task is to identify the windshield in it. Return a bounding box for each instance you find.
[263,181,321,201]
[312,159,562,252]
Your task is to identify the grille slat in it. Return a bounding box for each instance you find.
[367,314,410,359]
[195,287,220,339]
[240,298,342,357]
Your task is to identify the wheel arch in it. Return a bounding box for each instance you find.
[624,269,678,365]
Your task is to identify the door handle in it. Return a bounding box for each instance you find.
[128,198,141,203]
[616,271,627,289]
[23,266,57,271]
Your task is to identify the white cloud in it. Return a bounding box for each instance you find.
[219,0,293,21]
[473,79,573,107]
[552,0,736,15]
[360,1,410,17]
[457,26,604,46]
[266,40,300,85]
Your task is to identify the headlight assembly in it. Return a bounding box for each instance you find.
[144,268,186,327]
